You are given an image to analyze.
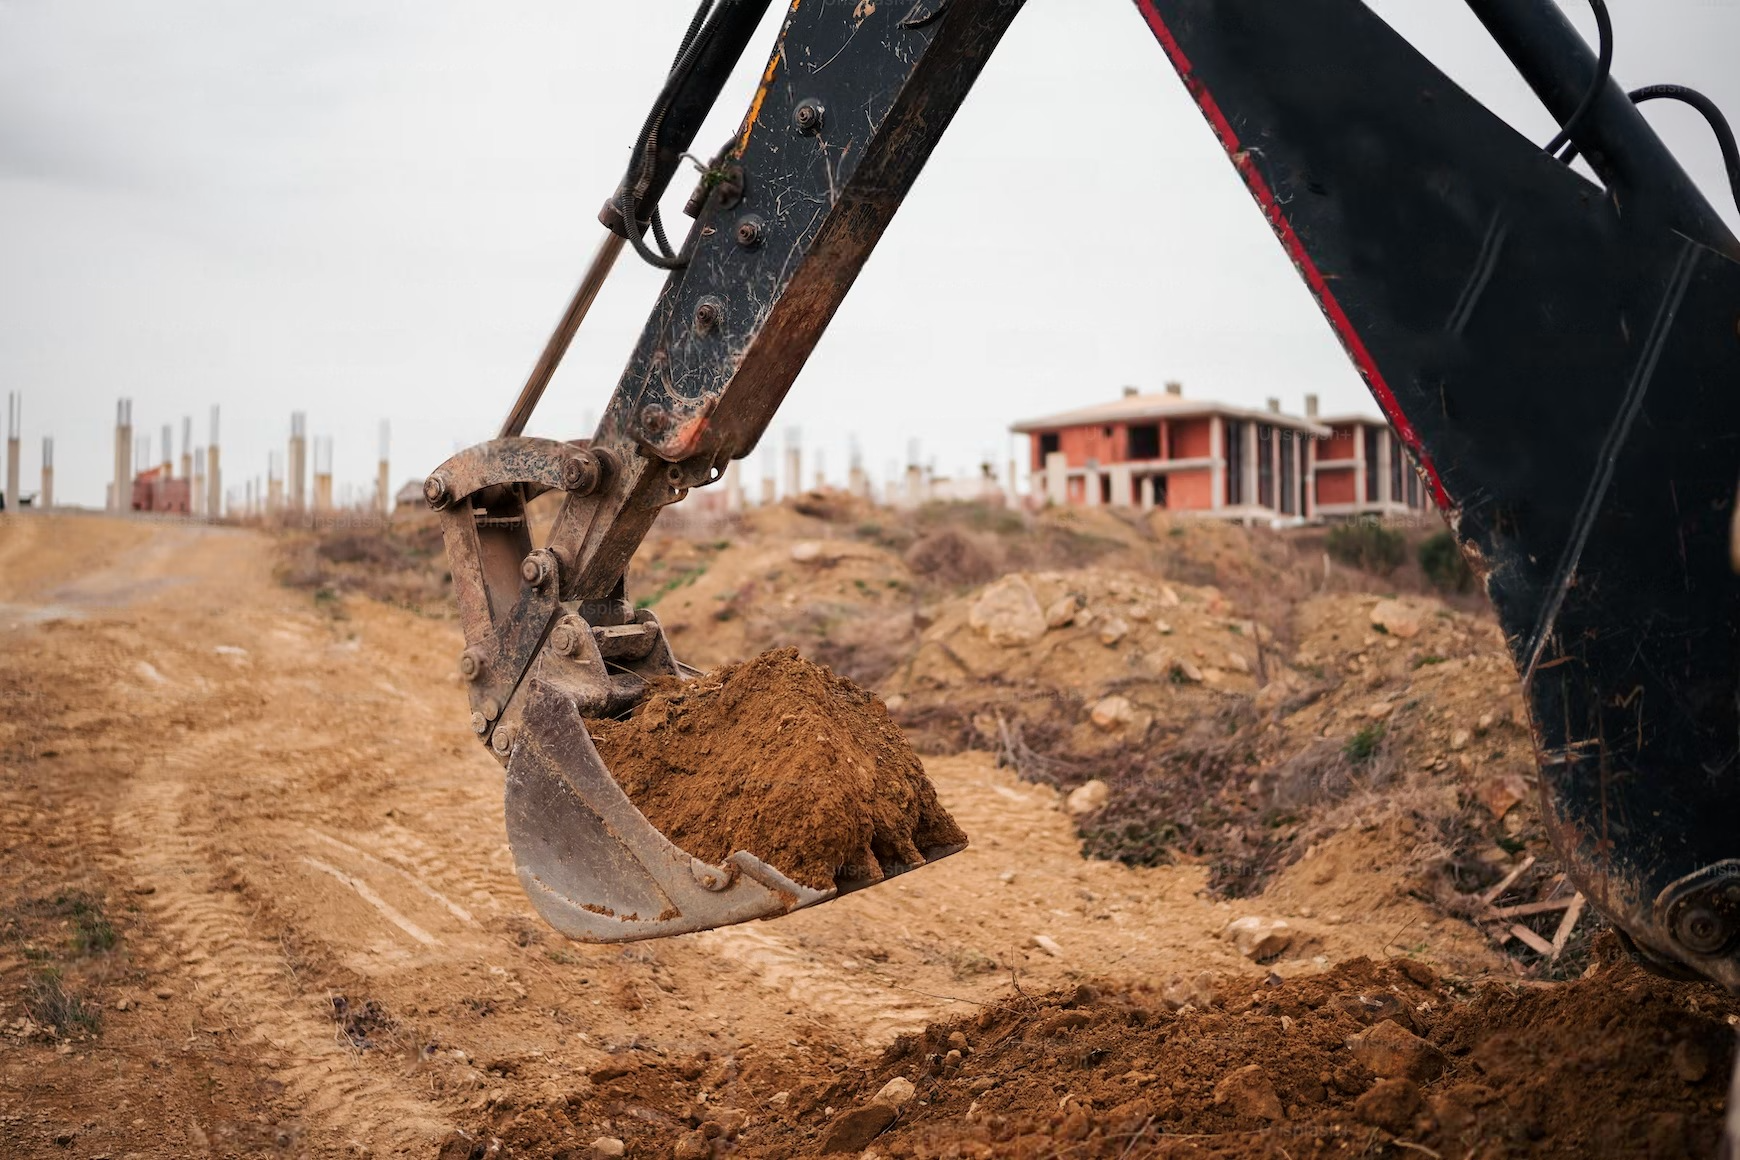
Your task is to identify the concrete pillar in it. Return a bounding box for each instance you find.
[1209,416,1224,511]
[903,464,924,507]
[313,436,333,514]
[39,437,52,510]
[1108,463,1133,508]
[847,463,867,498]
[192,450,205,517]
[1083,459,1101,507]
[722,460,745,513]
[1245,422,1260,510]
[1044,451,1068,507]
[1377,426,1393,505]
[180,416,193,482]
[112,399,132,513]
[5,393,19,510]
[288,412,307,515]
[206,408,222,519]
[160,423,173,479]
[1139,475,1156,512]
[759,474,776,506]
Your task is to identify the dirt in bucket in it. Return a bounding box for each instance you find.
[588,647,967,891]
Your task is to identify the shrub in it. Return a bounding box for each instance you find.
[1325,520,1406,575]
[1418,530,1475,593]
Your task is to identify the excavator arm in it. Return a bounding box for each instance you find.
[428,0,1740,990]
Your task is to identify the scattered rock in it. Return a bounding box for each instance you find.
[591,1138,626,1160]
[789,540,827,564]
[968,576,1047,647]
[1449,728,1471,751]
[768,1091,790,1109]
[1348,1020,1447,1082]
[672,1129,711,1160]
[874,1077,916,1108]
[1476,772,1531,819]
[1223,916,1293,962]
[1213,1064,1284,1121]
[1066,778,1111,815]
[1158,585,1181,607]
[1098,617,1129,646]
[1088,695,1132,731]
[1044,595,1081,629]
[1369,599,1421,639]
[1225,651,1250,674]
[1173,660,1204,683]
[1161,971,1217,1011]
[819,1104,897,1154]
[1365,701,1395,720]
[1352,1078,1423,1134]
[1031,934,1064,957]
[1671,1039,1711,1084]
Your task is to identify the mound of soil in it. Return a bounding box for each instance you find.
[590,648,966,891]
[727,939,1736,1159]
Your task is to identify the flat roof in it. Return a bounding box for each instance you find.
[1011,391,1331,436]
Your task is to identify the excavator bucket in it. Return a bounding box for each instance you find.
[424,437,964,942]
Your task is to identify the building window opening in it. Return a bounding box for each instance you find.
[1257,423,1275,509]
[1039,432,1060,459]
[1279,431,1297,515]
[1363,426,1381,503]
[1390,433,1405,507]
[1128,423,1160,460]
[1225,420,1246,505]
[1100,474,1113,504]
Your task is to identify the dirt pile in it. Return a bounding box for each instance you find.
[590,649,966,891]
[718,940,1736,1159]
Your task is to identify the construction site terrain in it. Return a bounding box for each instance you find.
[1,503,1733,1160]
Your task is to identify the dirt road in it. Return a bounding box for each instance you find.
[1,515,1503,1157]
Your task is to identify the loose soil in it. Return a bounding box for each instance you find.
[591,649,966,891]
[0,509,1726,1159]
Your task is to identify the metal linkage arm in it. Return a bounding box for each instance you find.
[544,0,1027,603]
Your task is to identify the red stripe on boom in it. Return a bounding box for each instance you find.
[1132,0,1452,511]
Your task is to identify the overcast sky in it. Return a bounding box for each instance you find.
[4,0,1739,509]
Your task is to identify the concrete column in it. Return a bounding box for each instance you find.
[192,452,205,517]
[723,460,745,513]
[180,417,193,483]
[206,408,222,519]
[288,412,307,515]
[759,474,776,506]
[1245,422,1260,511]
[1377,427,1393,506]
[847,464,867,498]
[39,437,52,510]
[1209,416,1224,511]
[783,446,801,500]
[1044,451,1068,507]
[113,399,132,513]
[1139,475,1156,512]
[1108,463,1133,508]
[903,464,924,507]
[6,393,20,510]
[1083,459,1101,507]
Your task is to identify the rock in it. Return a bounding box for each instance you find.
[1066,778,1111,815]
[1223,917,1293,962]
[947,1031,970,1052]
[591,1139,626,1160]
[819,1104,897,1154]
[1370,599,1422,639]
[1031,934,1064,957]
[1213,1064,1284,1121]
[1476,711,1496,732]
[873,1077,916,1108]
[968,576,1047,647]
[1159,585,1181,607]
[1365,701,1395,720]
[1098,617,1129,646]
[1347,1020,1447,1082]
[1127,604,1152,622]
[1173,660,1204,683]
[1089,695,1133,731]
[1449,728,1471,751]
[1044,595,1081,629]
[1161,971,1217,1011]
[1153,620,1173,635]
[790,540,827,564]
[883,693,906,713]
[1671,1039,1711,1084]
[768,1091,790,1109]
[1476,772,1530,819]
[1225,651,1250,674]
[1352,1078,1423,1134]
[672,1130,711,1160]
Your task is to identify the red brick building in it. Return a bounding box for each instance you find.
[1012,384,1431,522]
[132,466,192,514]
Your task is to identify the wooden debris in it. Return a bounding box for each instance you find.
[1550,894,1587,960]
[1480,855,1536,906]
[1492,897,1578,919]
[1509,924,1556,956]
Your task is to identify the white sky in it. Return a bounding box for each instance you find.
[3,1,1738,508]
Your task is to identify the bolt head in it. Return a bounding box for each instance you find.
[561,451,601,495]
[520,551,555,589]
[458,650,481,680]
[423,474,451,509]
[481,697,502,722]
[794,101,824,132]
[694,300,722,333]
[470,711,488,736]
[1675,903,1732,955]
[734,216,765,248]
[640,404,672,435]
[491,727,514,756]
[550,624,579,656]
